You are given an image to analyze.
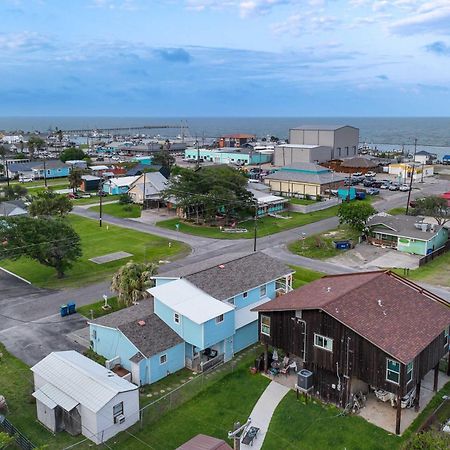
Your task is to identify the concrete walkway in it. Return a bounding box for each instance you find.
[242,381,290,449]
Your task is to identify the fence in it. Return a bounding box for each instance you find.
[288,198,341,214]
[138,345,260,428]
[0,415,36,450]
[419,241,450,267]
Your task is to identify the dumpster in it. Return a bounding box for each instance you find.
[67,302,76,315]
[333,240,351,250]
[60,304,69,317]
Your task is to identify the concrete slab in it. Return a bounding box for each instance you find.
[366,251,421,270]
[89,251,133,264]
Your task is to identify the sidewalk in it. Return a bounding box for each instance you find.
[242,381,290,450]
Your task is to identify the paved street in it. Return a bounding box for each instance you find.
[2,177,450,365]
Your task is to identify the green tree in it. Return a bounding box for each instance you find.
[0,432,14,449]
[0,184,27,201]
[27,135,45,158]
[29,190,73,217]
[412,195,450,225]
[152,149,175,173]
[0,217,82,278]
[338,201,376,232]
[68,169,83,194]
[111,261,158,306]
[404,430,450,450]
[60,147,86,163]
[119,193,132,204]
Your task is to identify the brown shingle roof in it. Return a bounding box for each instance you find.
[176,434,232,450]
[254,271,450,364]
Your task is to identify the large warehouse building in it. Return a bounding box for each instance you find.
[274,124,359,166]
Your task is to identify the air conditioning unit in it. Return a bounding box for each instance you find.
[297,369,314,391]
[114,414,125,424]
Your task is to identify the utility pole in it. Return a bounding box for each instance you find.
[406,138,417,215]
[143,170,147,211]
[196,139,200,168]
[99,177,104,227]
[43,158,48,188]
[253,201,258,252]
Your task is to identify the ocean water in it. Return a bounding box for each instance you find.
[1,116,450,157]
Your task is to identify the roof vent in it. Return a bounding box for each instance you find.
[377,299,383,307]
[326,287,331,292]
[137,320,146,327]
[218,264,225,269]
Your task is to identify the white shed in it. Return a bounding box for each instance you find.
[31,351,139,445]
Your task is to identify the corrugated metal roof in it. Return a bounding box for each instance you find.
[235,297,271,329]
[31,351,138,413]
[148,279,234,324]
[36,383,79,411]
[32,388,57,410]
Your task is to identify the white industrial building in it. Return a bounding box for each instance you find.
[31,351,139,445]
[274,144,333,166]
[280,124,359,164]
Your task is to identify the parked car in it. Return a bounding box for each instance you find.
[372,181,383,188]
[380,183,390,189]
[363,179,374,187]
[19,177,33,183]
[389,184,399,191]
[352,172,363,177]
[67,192,81,199]
[365,171,377,178]
[399,184,409,191]
[367,188,380,195]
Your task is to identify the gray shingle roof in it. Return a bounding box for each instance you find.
[179,252,293,301]
[89,300,152,328]
[367,214,445,241]
[118,314,183,358]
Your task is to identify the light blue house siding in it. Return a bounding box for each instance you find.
[426,228,448,253]
[35,166,70,179]
[102,183,130,195]
[232,281,276,309]
[184,148,272,165]
[203,313,234,349]
[154,277,179,287]
[234,322,258,353]
[397,228,448,256]
[143,343,185,384]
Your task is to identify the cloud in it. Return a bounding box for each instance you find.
[154,48,192,63]
[0,31,53,52]
[376,74,389,80]
[425,41,450,56]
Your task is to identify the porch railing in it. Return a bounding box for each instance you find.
[200,354,224,372]
[367,237,397,248]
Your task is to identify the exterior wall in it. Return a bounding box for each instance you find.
[234,321,258,353]
[94,389,139,444]
[428,228,448,252]
[90,325,138,372]
[154,298,204,349]
[265,179,321,197]
[274,145,332,166]
[153,277,179,286]
[203,311,234,349]
[36,399,56,432]
[146,342,185,384]
[34,167,70,179]
[334,127,359,159]
[397,237,428,256]
[103,183,130,195]
[231,282,276,309]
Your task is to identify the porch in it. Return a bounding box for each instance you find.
[185,347,225,373]
[367,236,397,249]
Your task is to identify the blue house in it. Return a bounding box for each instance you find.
[89,252,293,385]
[102,176,139,195]
[8,160,70,180]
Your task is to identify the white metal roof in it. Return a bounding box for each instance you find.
[235,297,271,329]
[90,165,109,170]
[31,351,137,413]
[34,383,79,411]
[106,176,139,187]
[148,279,233,324]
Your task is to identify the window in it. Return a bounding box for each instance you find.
[215,314,224,324]
[160,354,167,365]
[260,285,267,298]
[314,333,333,352]
[445,327,449,348]
[243,291,248,299]
[261,315,271,336]
[406,361,414,384]
[113,402,123,418]
[386,358,400,384]
[228,297,235,305]
[92,329,97,340]
[174,313,180,324]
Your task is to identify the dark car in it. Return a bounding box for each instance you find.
[363,179,374,187]
[371,181,383,188]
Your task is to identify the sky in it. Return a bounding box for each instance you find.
[1,0,450,116]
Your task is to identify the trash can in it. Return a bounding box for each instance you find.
[67,302,76,315]
[60,304,69,317]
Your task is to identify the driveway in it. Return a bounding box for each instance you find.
[0,268,43,300]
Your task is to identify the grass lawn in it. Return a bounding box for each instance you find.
[287,225,360,260]
[290,265,324,289]
[112,351,270,449]
[0,343,86,450]
[262,391,401,450]
[76,296,124,319]
[0,215,190,288]
[289,198,317,205]
[156,206,340,240]
[90,202,142,218]
[26,183,69,196]
[388,207,407,215]
[0,177,69,189]
[402,251,450,287]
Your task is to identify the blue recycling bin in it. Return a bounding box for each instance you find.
[67,302,76,315]
[60,304,69,317]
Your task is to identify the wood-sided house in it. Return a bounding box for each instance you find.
[254,271,450,434]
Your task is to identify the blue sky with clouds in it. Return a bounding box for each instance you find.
[1,0,450,116]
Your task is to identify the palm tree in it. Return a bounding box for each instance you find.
[111,261,158,306]
[68,169,82,194]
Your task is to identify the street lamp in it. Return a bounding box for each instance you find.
[99,176,105,227]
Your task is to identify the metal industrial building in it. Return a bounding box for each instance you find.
[274,124,359,166]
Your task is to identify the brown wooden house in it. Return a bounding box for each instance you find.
[254,271,450,434]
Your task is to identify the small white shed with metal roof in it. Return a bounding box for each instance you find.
[31,350,139,444]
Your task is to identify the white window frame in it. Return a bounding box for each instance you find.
[174,313,180,324]
[215,314,224,324]
[386,358,400,385]
[406,361,413,385]
[314,333,333,352]
[444,326,449,348]
[113,401,123,418]
[160,354,167,365]
[261,315,271,336]
[260,284,267,298]
[243,291,248,299]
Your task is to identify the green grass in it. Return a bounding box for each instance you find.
[0,343,86,450]
[0,177,69,188]
[287,225,361,260]
[262,391,401,450]
[0,215,190,288]
[72,195,106,205]
[112,351,270,449]
[26,183,69,195]
[156,206,340,240]
[90,202,142,218]
[290,265,324,289]
[388,207,407,215]
[76,296,124,319]
[402,251,450,287]
[289,198,317,205]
